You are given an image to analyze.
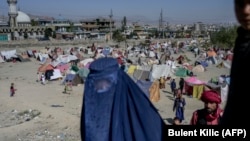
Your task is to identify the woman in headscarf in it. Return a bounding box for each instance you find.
[81,57,167,141]
[190,90,223,125]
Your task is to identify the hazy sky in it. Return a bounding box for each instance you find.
[0,0,236,24]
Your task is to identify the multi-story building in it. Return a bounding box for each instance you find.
[80,18,115,32]
[80,18,115,40]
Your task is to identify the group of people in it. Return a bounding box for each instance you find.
[80,1,249,140]
[80,56,226,140]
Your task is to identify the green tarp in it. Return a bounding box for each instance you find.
[175,67,190,77]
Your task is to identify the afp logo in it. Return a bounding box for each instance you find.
[222,129,246,139]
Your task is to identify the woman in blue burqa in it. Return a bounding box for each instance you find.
[81,57,167,141]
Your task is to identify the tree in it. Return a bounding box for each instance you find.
[52,31,56,38]
[121,16,127,32]
[112,29,125,43]
[210,26,237,49]
[67,22,74,32]
[31,19,38,26]
[44,28,52,39]
[24,32,28,39]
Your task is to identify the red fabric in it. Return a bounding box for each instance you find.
[205,108,223,122]
[184,82,193,96]
[117,57,123,65]
[200,90,221,104]
[190,108,223,125]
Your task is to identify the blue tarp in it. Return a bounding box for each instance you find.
[63,74,76,84]
[200,61,208,68]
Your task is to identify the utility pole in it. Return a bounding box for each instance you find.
[109,9,113,41]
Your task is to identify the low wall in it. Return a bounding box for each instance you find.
[0,38,191,49]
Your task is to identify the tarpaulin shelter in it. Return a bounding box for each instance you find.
[56,54,78,63]
[184,76,206,99]
[56,63,70,73]
[127,65,137,75]
[71,65,79,72]
[151,64,172,81]
[45,70,54,80]
[175,67,190,77]
[192,65,205,73]
[38,63,54,72]
[0,55,4,63]
[27,50,35,57]
[133,65,152,81]
[50,69,63,80]
[16,54,31,62]
[63,73,83,86]
[80,58,94,68]
[0,50,17,60]
[78,68,90,78]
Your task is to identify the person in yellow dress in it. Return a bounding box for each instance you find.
[159,76,166,89]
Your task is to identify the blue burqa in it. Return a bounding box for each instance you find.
[81,57,167,141]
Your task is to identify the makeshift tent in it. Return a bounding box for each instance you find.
[151,64,172,81]
[80,58,94,67]
[133,65,152,81]
[56,63,70,73]
[50,69,63,80]
[45,70,54,80]
[127,65,137,74]
[50,60,61,67]
[133,69,151,81]
[63,73,83,86]
[175,67,189,77]
[56,54,78,63]
[27,50,34,57]
[184,76,206,99]
[15,54,31,62]
[195,60,208,68]
[71,65,79,72]
[35,53,49,62]
[78,68,90,78]
[192,65,205,73]
[38,63,54,72]
[0,50,17,60]
[0,55,4,63]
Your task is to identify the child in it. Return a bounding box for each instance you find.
[67,80,73,91]
[173,90,186,123]
[41,73,46,85]
[63,80,68,94]
[36,72,40,82]
[10,83,17,97]
[173,117,181,125]
[159,77,166,89]
[170,79,176,94]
